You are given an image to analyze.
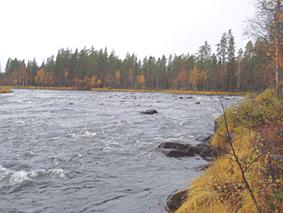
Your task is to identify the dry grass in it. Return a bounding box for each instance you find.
[0,86,12,93]
[13,86,78,91]
[91,88,246,96]
[176,89,283,213]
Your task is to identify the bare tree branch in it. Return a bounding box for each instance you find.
[217,94,262,213]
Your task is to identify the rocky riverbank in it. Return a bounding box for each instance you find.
[160,133,219,212]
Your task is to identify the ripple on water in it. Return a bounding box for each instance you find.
[67,131,97,138]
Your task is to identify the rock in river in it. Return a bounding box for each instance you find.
[158,141,220,160]
[140,109,158,115]
[195,134,213,144]
[158,142,189,150]
[195,143,220,161]
[166,189,188,212]
[158,142,198,158]
[214,120,220,132]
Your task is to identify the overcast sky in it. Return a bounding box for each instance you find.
[0,0,255,70]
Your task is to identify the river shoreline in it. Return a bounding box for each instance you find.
[11,86,246,96]
[164,134,217,212]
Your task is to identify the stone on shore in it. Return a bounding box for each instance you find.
[195,143,220,161]
[166,189,188,213]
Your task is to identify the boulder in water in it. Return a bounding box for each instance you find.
[195,101,200,104]
[158,142,189,150]
[158,142,198,158]
[158,141,220,160]
[166,189,188,212]
[195,143,220,161]
[195,134,213,144]
[141,109,158,115]
[214,120,220,132]
[199,164,211,171]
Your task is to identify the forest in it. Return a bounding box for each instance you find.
[0,29,281,92]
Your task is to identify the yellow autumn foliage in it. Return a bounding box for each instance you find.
[137,74,146,88]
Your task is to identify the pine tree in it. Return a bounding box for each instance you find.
[227,29,236,90]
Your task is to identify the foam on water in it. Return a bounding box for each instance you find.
[48,169,67,178]
[0,165,31,185]
[68,130,97,138]
[0,165,13,180]
[0,165,68,187]
[28,169,46,178]
[9,171,32,185]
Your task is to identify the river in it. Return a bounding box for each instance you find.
[0,89,240,213]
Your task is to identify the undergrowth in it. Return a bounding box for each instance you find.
[176,89,283,213]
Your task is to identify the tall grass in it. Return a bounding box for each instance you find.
[176,89,283,213]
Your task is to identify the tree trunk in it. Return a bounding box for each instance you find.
[275,0,282,98]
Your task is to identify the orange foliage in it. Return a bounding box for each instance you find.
[136,74,145,88]
[34,69,54,86]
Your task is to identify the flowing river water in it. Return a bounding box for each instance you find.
[0,89,240,213]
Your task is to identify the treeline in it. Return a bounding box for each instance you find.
[0,30,277,91]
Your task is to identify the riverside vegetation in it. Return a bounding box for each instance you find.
[175,89,283,213]
[0,86,12,93]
